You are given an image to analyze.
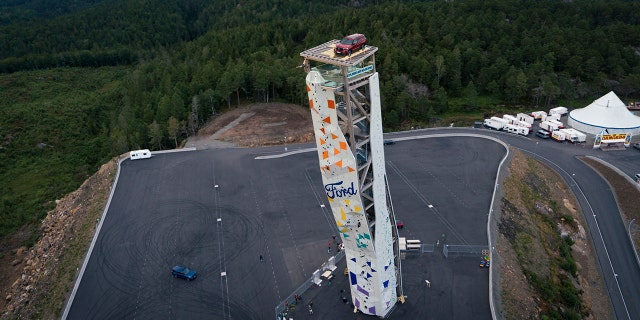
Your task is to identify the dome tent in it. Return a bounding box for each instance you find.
[567,91,640,135]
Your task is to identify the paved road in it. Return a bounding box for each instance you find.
[404,127,640,320]
[65,128,640,319]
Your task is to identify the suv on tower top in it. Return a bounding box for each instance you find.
[334,34,367,56]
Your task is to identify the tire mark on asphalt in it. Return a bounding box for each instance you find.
[418,159,473,209]
[248,178,281,301]
[387,160,469,245]
[267,174,307,278]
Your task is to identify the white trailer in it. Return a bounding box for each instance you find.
[505,123,529,136]
[517,113,534,124]
[549,106,568,116]
[491,116,509,124]
[543,113,561,122]
[503,114,518,124]
[547,119,564,129]
[516,120,532,128]
[559,128,586,143]
[551,130,566,142]
[530,111,547,120]
[130,149,152,160]
[539,120,560,132]
[484,118,506,130]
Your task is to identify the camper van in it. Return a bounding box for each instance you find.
[535,130,550,139]
[505,124,530,136]
[130,149,152,160]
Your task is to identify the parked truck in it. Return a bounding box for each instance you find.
[559,128,586,143]
[551,130,566,142]
[484,117,507,130]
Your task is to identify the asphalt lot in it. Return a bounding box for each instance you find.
[65,136,503,319]
[65,126,640,320]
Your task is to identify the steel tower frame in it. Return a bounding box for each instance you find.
[300,40,403,317]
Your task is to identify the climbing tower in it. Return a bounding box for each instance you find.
[300,40,403,317]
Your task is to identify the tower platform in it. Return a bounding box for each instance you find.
[300,39,378,68]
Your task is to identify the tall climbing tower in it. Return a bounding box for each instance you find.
[300,39,403,317]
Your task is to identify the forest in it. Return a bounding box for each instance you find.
[1,1,640,318]
[1,0,640,257]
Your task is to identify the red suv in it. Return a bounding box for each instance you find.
[334,33,367,56]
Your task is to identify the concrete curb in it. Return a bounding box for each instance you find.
[61,155,126,320]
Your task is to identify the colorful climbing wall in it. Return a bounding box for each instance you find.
[306,70,397,316]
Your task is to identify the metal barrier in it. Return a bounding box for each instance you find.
[420,244,436,253]
[443,244,488,258]
[275,250,346,319]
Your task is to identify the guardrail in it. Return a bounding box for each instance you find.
[275,250,346,319]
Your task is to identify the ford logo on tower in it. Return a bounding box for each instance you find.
[324,181,357,199]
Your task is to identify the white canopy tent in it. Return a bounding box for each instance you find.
[568,91,640,135]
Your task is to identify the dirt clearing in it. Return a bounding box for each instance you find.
[190,103,314,148]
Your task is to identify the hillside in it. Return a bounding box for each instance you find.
[498,151,611,319]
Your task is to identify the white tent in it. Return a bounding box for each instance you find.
[568,91,640,135]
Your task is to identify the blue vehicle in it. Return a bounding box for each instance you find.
[172,265,197,281]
